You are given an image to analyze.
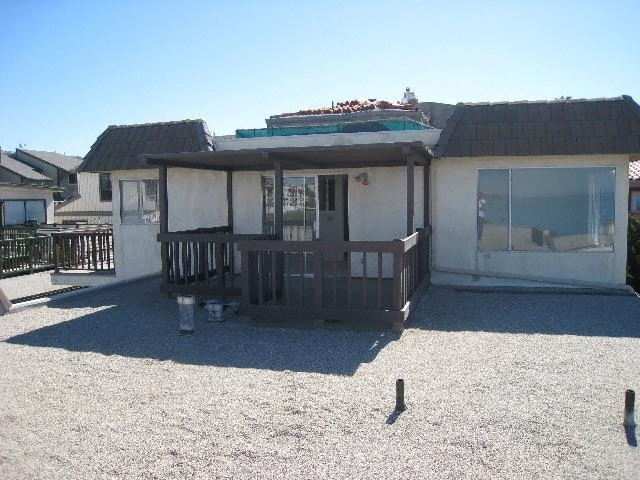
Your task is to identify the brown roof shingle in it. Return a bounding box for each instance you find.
[80,119,213,172]
[435,96,640,158]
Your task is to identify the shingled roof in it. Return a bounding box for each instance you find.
[16,149,83,172]
[80,119,213,172]
[434,95,640,158]
[0,152,52,182]
[630,160,640,182]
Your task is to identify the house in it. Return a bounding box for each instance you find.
[431,95,640,288]
[78,119,215,280]
[8,148,110,225]
[0,152,63,226]
[630,160,640,221]
[12,149,83,201]
[77,95,640,330]
[0,151,52,186]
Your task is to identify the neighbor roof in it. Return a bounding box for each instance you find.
[435,95,640,157]
[16,149,83,173]
[0,152,52,182]
[80,119,213,172]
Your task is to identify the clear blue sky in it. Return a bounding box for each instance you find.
[1,0,638,156]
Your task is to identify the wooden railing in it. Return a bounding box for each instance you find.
[0,226,40,240]
[0,235,55,278]
[157,229,276,296]
[237,231,429,327]
[52,227,114,272]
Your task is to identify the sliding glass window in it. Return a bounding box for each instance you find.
[478,167,615,252]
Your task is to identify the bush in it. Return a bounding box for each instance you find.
[628,215,640,293]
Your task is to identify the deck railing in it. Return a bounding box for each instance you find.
[0,235,55,278]
[237,231,429,327]
[52,227,114,272]
[157,228,276,296]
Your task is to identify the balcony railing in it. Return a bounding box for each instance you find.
[0,235,55,278]
[157,227,276,296]
[52,227,114,272]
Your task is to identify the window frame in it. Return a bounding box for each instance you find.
[119,179,159,225]
[477,166,616,253]
[1,199,47,226]
[99,173,113,202]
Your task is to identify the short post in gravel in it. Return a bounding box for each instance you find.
[624,389,636,427]
[177,294,195,335]
[395,379,406,412]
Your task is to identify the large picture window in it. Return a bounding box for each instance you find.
[2,199,46,226]
[478,167,615,252]
[120,179,159,225]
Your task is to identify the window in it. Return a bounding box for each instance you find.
[68,173,78,185]
[319,176,336,211]
[631,191,640,212]
[478,167,615,252]
[99,173,112,201]
[120,179,159,224]
[2,200,46,226]
[261,176,316,240]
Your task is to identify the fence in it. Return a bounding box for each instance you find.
[52,228,114,272]
[0,235,55,278]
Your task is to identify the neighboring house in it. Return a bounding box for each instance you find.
[52,171,113,224]
[431,95,640,288]
[0,151,52,185]
[78,119,214,280]
[630,160,640,221]
[0,183,61,226]
[12,149,83,200]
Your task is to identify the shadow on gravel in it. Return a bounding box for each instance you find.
[4,277,398,375]
[406,286,640,338]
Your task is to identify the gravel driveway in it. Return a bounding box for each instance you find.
[0,278,638,479]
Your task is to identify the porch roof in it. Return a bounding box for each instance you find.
[143,141,431,172]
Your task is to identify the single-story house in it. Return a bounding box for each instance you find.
[0,183,62,226]
[77,96,640,329]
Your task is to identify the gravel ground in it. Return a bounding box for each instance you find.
[0,278,639,479]
[0,271,76,302]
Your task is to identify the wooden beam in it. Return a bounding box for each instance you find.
[406,151,415,236]
[159,165,169,234]
[423,160,430,231]
[227,170,233,231]
[273,157,284,240]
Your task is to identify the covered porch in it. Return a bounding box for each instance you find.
[146,141,432,330]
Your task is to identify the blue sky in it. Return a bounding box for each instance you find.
[1,0,638,156]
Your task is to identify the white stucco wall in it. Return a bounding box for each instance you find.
[167,168,228,231]
[430,154,630,288]
[111,169,161,281]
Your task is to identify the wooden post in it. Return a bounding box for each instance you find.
[227,170,233,232]
[273,158,283,240]
[405,148,415,237]
[392,240,403,310]
[159,165,169,284]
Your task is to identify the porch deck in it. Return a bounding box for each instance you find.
[158,228,429,330]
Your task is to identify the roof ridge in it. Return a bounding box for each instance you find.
[461,96,626,107]
[105,119,206,130]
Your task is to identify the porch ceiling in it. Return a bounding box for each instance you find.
[143,141,431,171]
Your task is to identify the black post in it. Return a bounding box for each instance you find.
[624,389,636,427]
[395,379,406,412]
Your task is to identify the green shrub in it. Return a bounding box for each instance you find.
[628,215,640,293]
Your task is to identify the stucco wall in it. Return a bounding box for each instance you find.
[111,169,161,281]
[430,154,630,287]
[168,168,228,231]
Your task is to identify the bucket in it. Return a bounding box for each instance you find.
[177,295,195,334]
[204,299,224,322]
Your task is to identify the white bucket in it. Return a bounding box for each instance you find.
[177,295,195,334]
[204,299,224,322]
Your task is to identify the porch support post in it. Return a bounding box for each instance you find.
[404,147,415,236]
[159,165,169,234]
[423,160,430,231]
[226,170,233,231]
[273,157,284,240]
[158,165,169,287]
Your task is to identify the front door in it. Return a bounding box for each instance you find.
[318,174,348,241]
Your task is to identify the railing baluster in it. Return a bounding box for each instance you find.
[332,253,337,308]
[377,252,383,309]
[257,251,264,305]
[347,251,352,308]
[284,252,290,306]
[362,252,367,308]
